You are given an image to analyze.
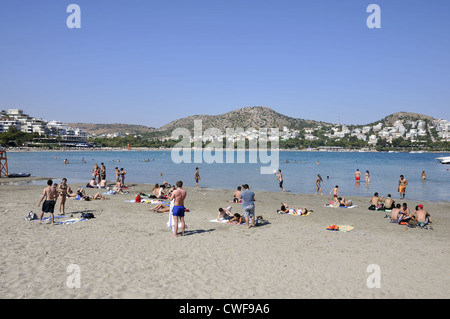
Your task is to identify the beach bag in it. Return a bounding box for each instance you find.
[135,194,141,203]
[25,211,37,220]
[81,213,95,219]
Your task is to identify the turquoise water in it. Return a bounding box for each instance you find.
[4,150,450,202]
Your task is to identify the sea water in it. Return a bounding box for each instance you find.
[4,150,450,203]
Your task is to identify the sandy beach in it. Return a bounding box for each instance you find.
[1,177,449,299]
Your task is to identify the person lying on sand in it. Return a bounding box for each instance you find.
[338,197,353,207]
[217,206,233,220]
[151,203,170,213]
[278,202,312,215]
[227,213,243,224]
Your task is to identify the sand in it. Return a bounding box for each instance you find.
[1,177,449,299]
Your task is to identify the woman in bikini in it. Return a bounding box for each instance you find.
[57,178,71,215]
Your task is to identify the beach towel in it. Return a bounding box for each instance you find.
[325,204,357,209]
[326,224,355,232]
[210,218,230,223]
[210,218,246,225]
[167,200,183,233]
[284,210,312,216]
[54,218,87,225]
[34,215,86,225]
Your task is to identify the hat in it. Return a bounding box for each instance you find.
[418,204,424,209]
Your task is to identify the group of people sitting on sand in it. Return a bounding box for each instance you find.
[42,178,109,218]
[86,177,107,189]
[368,192,432,228]
[368,192,396,211]
[325,185,353,207]
[213,185,264,225]
[387,203,432,228]
[145,182,180,213]
[150,182,175,199]
[67,187,109,201]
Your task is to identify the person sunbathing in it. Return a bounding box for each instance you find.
[217,206,233,220]
[227,213,243,224]
[92,192,109,200]
[338,197,353,207]
[113,178,123,193]
[151,203,170,213]
[278,202,311,215]
[277,203,291,214]
[67,188,86,198]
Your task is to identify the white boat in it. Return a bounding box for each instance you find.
[436,156,450,164]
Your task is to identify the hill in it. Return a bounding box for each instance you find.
[157,106,332,134]
[67,108,438,137]
[369,112,436,126]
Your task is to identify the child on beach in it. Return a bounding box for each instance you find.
[330,185,339,200]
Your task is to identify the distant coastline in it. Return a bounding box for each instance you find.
[3,146,448,154]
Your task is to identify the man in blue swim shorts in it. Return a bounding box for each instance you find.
[37,179,59,225]
[170,180,187,237]
[172,205,185,217]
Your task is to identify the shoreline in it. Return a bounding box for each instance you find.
[1,181,449,299]
[2,176,449,204]
[4,146,450,154]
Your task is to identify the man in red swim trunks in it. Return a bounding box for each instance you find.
[354,169,361,182]
[170,180,187,237]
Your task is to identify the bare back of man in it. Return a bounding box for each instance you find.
[390,207,402,222]
[171,188,187,206]
[413,208,431,224]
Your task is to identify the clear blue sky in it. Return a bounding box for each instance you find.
[1,0,449,128]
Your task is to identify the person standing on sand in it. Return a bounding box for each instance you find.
[170,181,187,237]
[194,167,200,188]
[120,168,126,187]
[57,177,72,215]
[398,175,408,199]
[38,180,59,225]
[275,169,285,192]
[240,184,256,228]
[100,163,106,182]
